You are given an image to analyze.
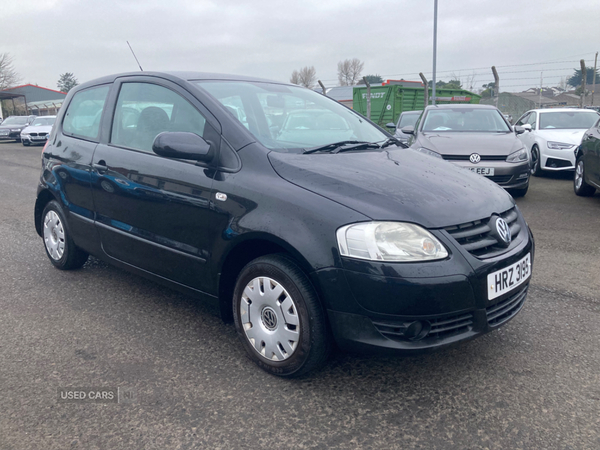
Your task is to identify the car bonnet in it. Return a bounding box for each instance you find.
[268,148,514,229]
[418,132,524,156]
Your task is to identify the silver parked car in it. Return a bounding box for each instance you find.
[20,115,57,146]
[388,110,422,144]
[403,104,530,197]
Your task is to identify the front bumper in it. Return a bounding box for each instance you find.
[449,160,530,189]
[21,134,48,144]
[312,219,534,354]
[0,130,21,140]
[541,146,576,171]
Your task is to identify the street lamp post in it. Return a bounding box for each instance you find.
[432,0,438,106]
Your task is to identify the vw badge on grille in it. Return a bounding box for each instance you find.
[469,153,481,164]
[495,217,511,245]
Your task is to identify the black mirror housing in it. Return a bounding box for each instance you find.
[385,122,396,129]
[152,132,213,162]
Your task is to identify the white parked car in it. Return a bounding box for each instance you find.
[20,115,56,146]
[515,108,600,176]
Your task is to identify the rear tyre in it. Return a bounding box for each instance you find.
[530,145,542,177]
[574,156,596,197]
[233,254,330,377]
[41,200,89,270]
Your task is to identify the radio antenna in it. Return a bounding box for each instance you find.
[127,41,144,71]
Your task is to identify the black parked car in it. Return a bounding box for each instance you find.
[35,72,534,377]
[574,116,600,196]
[0,115,36,142]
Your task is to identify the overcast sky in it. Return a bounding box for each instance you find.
[3,0,600,93]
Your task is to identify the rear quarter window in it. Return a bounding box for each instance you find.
[62,85,110,140]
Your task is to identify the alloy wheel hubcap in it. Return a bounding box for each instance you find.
[43,210,65,260]
[239,276,300,361]
[575,161,584,189]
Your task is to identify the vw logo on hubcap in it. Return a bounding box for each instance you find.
[469,153,481,164]
[495,217,511,245]
[261,307,278,331]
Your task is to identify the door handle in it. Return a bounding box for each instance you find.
[93,161,108,174]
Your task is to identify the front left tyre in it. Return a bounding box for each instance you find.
[574,156,596,197]
[530,145,542,177]
[233,254,330,377]
[41,200,89,270]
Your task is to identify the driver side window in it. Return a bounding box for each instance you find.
[111,82,206,153]
[516,113,530,126]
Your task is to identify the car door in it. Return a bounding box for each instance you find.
[585,120,600,184]
[90,77,223,293]
[516,112,534,151]
[49,84,111,247]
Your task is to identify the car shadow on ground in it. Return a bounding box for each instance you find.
[76,255,524,391]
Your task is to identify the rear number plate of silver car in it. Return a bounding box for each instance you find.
[469,167,494,176]
[487,253,531,300]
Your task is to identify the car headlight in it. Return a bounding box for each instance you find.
[415,147,443,159]
[506,147,528,163]
[547,141,574,150]
[11,128,21,132]
[336,222,448,262]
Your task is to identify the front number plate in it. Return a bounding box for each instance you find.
[469,167,494,176]
[487,253,531,300]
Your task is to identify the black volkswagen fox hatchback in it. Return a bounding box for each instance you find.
[35,72,534,377]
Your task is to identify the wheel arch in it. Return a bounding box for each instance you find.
[216,234,317,322]
[34,188,58,236]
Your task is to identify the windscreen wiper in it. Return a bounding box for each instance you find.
[380,137,405,148]
[303,140,368,154]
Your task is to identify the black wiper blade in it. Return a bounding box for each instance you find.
[380,137,405,148]
[331,142,382,153]
[303,140,365,154]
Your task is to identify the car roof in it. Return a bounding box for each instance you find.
[75,71,287,91]
[529,108,599,113]
[424,104,497,110]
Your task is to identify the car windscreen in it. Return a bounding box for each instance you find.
[31,117,56,126]
[538,111,599,130]
[397,112,420,128]
[194,80,387,152]
[422,108,511,132]
[2,116,29,125]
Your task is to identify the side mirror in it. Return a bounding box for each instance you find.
[400,125,415,135]
[152,132,213,162]
[385,122,396,129]
[514,126,526,135]
[521,124,532,132]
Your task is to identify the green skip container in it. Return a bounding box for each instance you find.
[353,83,481,127]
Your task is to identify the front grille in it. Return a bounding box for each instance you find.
[372,311,474,342]
[442,155,506,161]
[488,174,512,184]
[486,285,528,326]
[444,207,522,259]
[428,312,474,339]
